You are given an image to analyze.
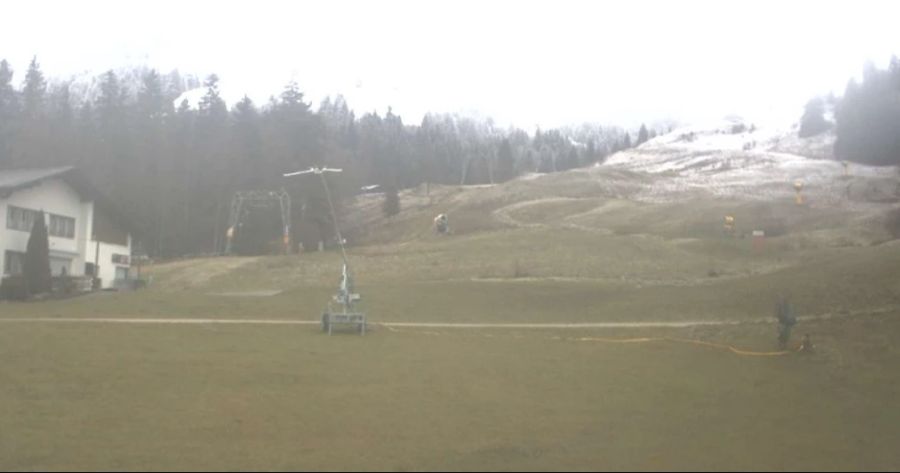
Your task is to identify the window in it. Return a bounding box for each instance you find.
[3,251,25,276]
[111,254,130,265]
[50,257,72,277]
[5,206,75,239]
[49,214,75,239]
[6,206,36,232]
[115,267,130,281]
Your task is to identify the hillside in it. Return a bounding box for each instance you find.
[339,119,898,263]
[87,120,900,327]
[5,120,900,472]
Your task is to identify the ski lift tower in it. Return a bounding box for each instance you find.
[223,189,292,255]
[284,167,366,335]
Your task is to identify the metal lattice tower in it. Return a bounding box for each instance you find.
[224,189,292,255]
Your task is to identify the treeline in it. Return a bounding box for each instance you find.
[832,57,900,165]
[0,57,652,257]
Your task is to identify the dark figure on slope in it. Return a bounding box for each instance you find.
[775,296,797,350]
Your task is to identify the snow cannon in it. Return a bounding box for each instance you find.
[723,215,736,236]
[321,263,365,335]
[434,213,449,235]
[225,226,235,253]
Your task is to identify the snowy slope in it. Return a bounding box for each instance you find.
[601,119,897,205]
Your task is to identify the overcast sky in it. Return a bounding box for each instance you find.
[2,0,898,130]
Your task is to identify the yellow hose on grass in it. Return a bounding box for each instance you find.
[575,336,801,356]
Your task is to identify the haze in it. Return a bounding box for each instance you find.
[3,0,898,128]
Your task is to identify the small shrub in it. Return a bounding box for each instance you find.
[1,275,30,301]
[52,276,75,295]
[51,276,93,295]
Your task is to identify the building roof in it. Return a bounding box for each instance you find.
[0,166,75,195]
[0,166,139,236]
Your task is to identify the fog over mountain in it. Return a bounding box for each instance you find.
[2,0,898,129]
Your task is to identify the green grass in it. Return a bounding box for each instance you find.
[4,234,899,325]
[0,316,898,471]
[2,170,900,470]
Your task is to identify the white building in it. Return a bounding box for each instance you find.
[0,166,135,289]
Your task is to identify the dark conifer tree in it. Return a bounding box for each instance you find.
[0,59,17,166]
[0,60,15,111]
[834,62,900,166]
[585,140,596,164]
[21,57,46,121]
[496,138,515,181]
[24,211,52,295]
[637,124,649,145]
[383,185,400,217]
[798,97,831,138]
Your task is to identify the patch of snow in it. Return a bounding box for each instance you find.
[518,172,546,181]
[600,121,898,205]
[173,87,207,109]
[171,77,254,110]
